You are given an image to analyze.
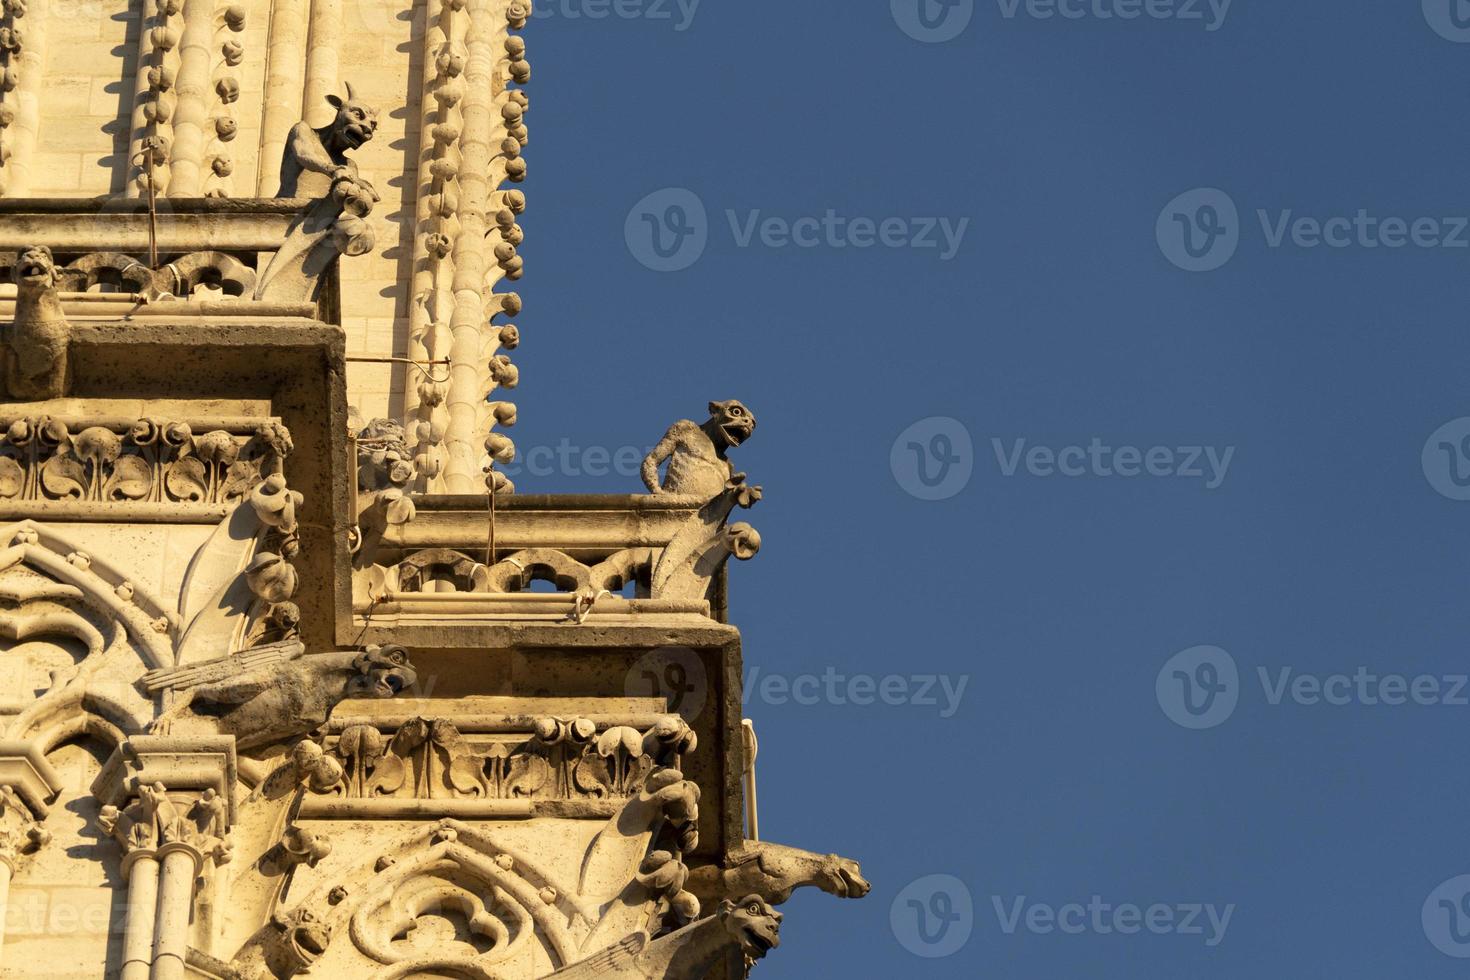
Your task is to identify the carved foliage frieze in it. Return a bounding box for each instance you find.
[0,416,292,512]
[305,716,695,804]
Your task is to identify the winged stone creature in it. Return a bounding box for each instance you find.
[142,641,417,750]
[542,896,781,979]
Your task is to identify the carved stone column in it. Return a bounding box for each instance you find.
[92,737,236,980]
[152,839,207,980]
[120,850,160,980]
[0,742,61,966]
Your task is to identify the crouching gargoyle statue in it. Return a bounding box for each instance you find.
[3,245,71,400]
[142,640,417,750]
[642,399,756,499]
[275,81,379,198]
[628,399,763,604]
[256,82,380,302]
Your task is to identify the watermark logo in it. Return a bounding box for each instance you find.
[1423,418,1470,501]
[1159,648,1470,729]
[892,874,974,958]
[993,896,1233,945]
[533,0,702,31]
[998,0,1231,29]
[743,666,969,718]
[892,0,975,43]
[624,647,708,722]
[348,0,413,43]
[500,439,651,481]
[1424,0,1470,42]
[1161,191,1470,272]
[891,417,974,500]
[1157,188,1239,272]
[625,188,708,272]
[1424,875,1470,957]
[626,190,970,271]
[993,438,1234,489]
[1156,645,1238,729]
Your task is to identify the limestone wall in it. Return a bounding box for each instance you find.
[0,0,480,425]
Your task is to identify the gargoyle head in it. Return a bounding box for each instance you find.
[786,851,870,901]
[721,895,782,961]
[268,905,331,971]
[13,245,56,290]
[348,643,416,699]
[703,400,755,452]
[323,81,378,155]
[820,855,870,899]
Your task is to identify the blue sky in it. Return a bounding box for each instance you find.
[511,1,1470,975]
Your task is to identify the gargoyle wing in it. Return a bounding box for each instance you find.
[141,639,305,693]
[542,933,648,978]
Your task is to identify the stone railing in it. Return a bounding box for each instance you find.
[0,197,354,320]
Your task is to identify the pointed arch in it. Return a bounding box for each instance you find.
[0,521,176,669]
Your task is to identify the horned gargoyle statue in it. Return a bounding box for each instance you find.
[3,245,71,400]
[275,80,379,198]
[256,82,380,301]
[142,640,417,750]
[544,895,782,979]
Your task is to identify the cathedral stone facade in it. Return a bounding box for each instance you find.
[0,0,866,976]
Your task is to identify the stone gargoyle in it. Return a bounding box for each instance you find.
[642,400,756,499]
[543,895,781,979]
[142,640,417,750]
[3,245,70,400]
[256,82,380,302]
[187,904,331,980]
[687,841,871,907]
[275,81,379,198]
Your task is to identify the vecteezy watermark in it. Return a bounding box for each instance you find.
[625,188,709,272]
[1425,875,1470,957]
[532,0,701,31]
[499,440,652,481]
[1156,188,1240,272]
[625,188,970,272]
[891,417,974,501]
[892,874,975,958]
[742,667,969,718]
[992,895,1234,946]
[995,0,1231,29]
[624,647,709,722]
[891,419,1233,499]
[1159,188,1470,272]
[892,0,1230,42]
[891,876,1233,955]
[892,0,976,43]
[1422,417,1470,501]
[5,886,126,937]
[993,438,1234,490]
[1424,0,1470,43]
[1157,646,1470,730]
[1156,645,1240,729]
